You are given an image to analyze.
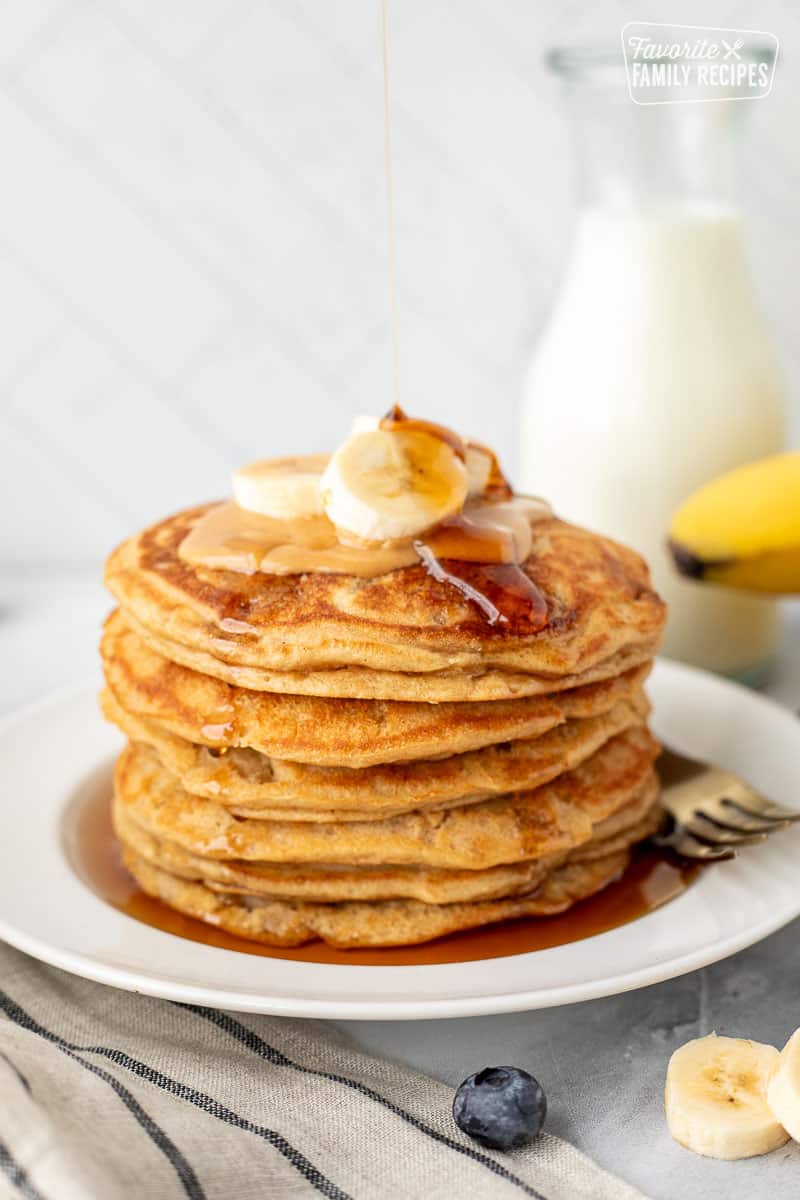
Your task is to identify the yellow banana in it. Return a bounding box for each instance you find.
[669,452,800,594]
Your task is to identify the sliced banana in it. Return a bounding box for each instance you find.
[767,1028,800,1142]
[465,443,493,496]
[665,1033,788,1159]
[320,429,469,542]
[233,455,328,520]
[350,414,381,435]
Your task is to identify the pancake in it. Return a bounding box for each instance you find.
[105,507,666,701]
[102,683,649,820]
[114,727,660,870]
[101,451,667,949]
[120,847,633,947]
[113,779,661,904]
[124,616,659,703]
[101,608,650,767]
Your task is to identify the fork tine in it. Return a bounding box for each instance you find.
[717,798,794,831]
[686,814,767,847]
[720,795,800,824]
[695,806,776,835]
[675,833,737,861]
[654,829,737,861]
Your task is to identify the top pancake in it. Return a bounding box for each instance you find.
[105,505,665,701]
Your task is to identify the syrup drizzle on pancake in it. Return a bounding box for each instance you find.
[178,495,551,630]
[413,545,547,628]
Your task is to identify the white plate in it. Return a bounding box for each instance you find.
[1,660,800,1020]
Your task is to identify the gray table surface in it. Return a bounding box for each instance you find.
[2,568,799,1200]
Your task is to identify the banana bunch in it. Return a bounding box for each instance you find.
[669,452,800,593]
[665,1030,800,1158]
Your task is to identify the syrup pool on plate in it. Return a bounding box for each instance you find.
[66,782,701,968]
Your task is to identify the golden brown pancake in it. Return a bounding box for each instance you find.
[123,613,659,703]
[102,477,666,949]
[102,683,649,820]
[114,727,660,870]
[120,847,633,947]
[113,779,661,904]
[101,608,650,767]
[105,507,666,701]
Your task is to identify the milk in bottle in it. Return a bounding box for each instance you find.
[522,48,784,679]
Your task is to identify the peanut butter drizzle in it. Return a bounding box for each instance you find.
[179,496,549,576]
[178,407,550,626]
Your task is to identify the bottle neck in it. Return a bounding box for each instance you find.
[558,72,744,217]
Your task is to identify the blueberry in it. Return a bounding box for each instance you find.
[452,1066,546,1151]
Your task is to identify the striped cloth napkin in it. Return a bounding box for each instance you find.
[0,944,648,1200]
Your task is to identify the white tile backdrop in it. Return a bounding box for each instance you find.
[1,0,798,566]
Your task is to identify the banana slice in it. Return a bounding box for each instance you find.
[350,414,381,435]
[232,455,328,519]
[665,1033,788,1159]
[320,429,469,542]
[767,1028,800,1142]
[465,444,493,496]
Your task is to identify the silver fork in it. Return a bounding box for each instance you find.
[654,746,800,861]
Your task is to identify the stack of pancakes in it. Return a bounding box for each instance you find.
[101,505,666,948]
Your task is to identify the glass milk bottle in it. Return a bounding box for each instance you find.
[521,47,784,682]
